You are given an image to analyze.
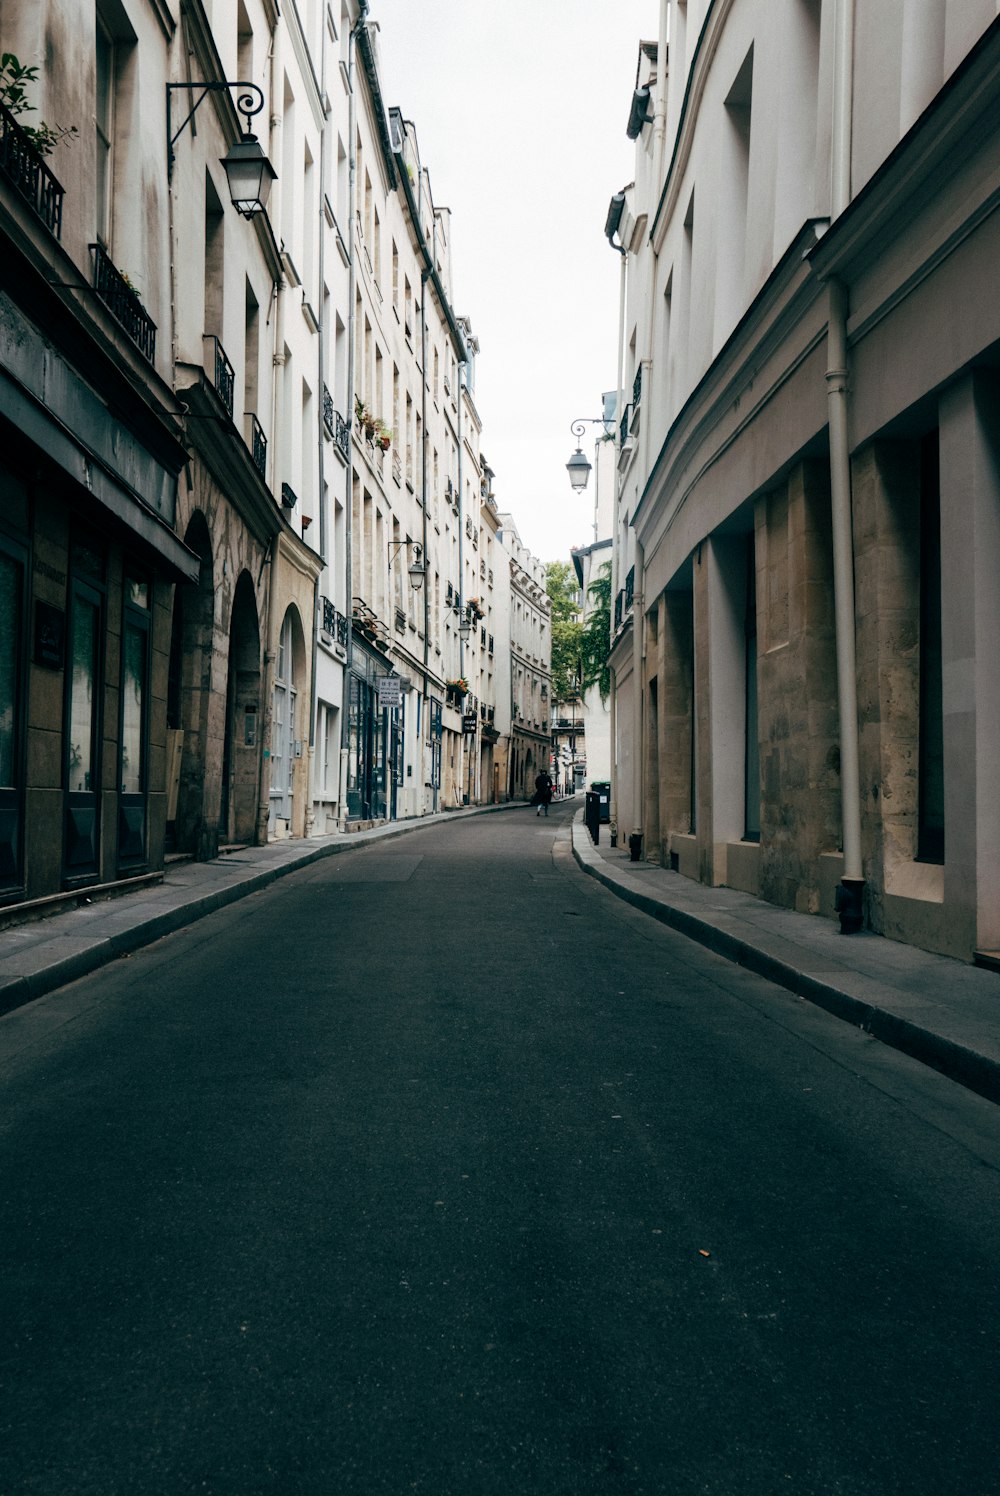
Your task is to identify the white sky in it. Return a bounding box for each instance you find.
[372,0,656,566]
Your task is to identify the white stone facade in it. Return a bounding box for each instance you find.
[610,1,1000,961]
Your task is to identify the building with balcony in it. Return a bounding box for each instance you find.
[608,1,1000,963]
[498,514,552,801]
[0,6,200,911]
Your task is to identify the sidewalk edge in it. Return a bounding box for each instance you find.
[571,819,1000,1107]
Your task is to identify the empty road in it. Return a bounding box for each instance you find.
[2,803,998,1495]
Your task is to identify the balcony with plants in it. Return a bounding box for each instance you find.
[0,53,75,242]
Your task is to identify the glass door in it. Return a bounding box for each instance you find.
[0,539,25,890]
[65,570,103,881]
[118,573,150,868]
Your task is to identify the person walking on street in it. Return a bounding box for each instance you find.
[534,769,553,817]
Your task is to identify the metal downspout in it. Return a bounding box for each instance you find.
[421,269,433,812]
[338,0,366,826]
[305,8,331,840]
[456,357,465,798]
[827,0,864,931]
[255,16,283,847]
[611,239,627,844]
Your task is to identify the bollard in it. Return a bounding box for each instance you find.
[584,792,600,845]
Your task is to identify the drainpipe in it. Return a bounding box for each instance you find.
[338,0,366,826]
[610,233,627,845]
[305,12,332,841]
[255,16,284,847]
[421,267,433,812]
[456,355,465,797]
[827,0,864,932]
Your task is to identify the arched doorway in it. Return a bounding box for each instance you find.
[270,605,306,836]
[166,514,215,857]
[220,571,262,846]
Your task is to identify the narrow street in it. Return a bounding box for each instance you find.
[2,803,998,1496]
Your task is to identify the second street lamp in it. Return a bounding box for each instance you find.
[388,539,426,591]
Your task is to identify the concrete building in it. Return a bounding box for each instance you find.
[0,0,530,926]
[339,29,503,822]
[608,1,1000,962]
[497,514,552,801]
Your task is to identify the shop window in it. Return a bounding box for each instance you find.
[917,432,944,863]
[64,536,106,880]
[744,542,760,841]
[118,571,150,867]
[0,535,27,888]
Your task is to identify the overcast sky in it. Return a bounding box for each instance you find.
[372,0,656,567]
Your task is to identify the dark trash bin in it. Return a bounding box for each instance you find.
[590,781,611,824]
[628,832,643,862]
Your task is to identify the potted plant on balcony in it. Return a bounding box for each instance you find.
[0,53,78,155]
[374,420,392,452]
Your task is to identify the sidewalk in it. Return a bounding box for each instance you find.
[0,802,521,1020]
[572,817,1000,1107]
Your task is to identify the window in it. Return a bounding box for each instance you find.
[118,572,150,867]
[744,542,760,841]
[65,536,106,878]
[0,533,26,888]
[95,18,114,243]
[917,432,944,863]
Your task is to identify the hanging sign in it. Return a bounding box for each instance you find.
[462,712,478,735]
[377,677,402,708]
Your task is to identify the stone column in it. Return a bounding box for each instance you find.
[660,587,694,858]
[940,373,1000,956]
[756,462,839,913]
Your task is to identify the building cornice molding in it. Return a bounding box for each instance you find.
[650,0,738,254]
[807,14,1000,287]
[633,220,827,542]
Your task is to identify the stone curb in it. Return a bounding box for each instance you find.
[0,800,527,1017]
[571,818,1000,1107]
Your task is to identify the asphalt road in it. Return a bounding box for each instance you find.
[2,804,999,1496]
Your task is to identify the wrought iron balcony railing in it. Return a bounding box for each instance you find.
[625,565,635,611]
[0,101,64,238]
[204,334,234,416]
[323,385,335,437]
[321,596,349,649]
[632,365,642,407]
[619,404,632,447]
[335,409,350,461]
[614,590,624,631]
[90,243,156,361]
[246,413,267,477]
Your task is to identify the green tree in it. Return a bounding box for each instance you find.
[545,561,584,702]
[579,561,612,701]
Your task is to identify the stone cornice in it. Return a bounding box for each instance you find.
[651,0,738,255]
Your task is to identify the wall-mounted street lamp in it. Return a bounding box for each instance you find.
[458,608,473,641]
[167,81,277,218]
[566,417,611,494]
[388,539,426,591]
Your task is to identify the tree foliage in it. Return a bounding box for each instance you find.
[0,55,78,155]
[545,559,611,703]
[579,561,612,702]
[545,561,583,702]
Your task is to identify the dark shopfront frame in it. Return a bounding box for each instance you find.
[347,648,397,821]
[0,526,28,896]
[63,533,107,885]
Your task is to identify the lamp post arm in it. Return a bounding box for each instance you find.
[167,80,266,177]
